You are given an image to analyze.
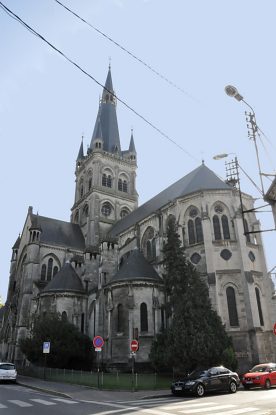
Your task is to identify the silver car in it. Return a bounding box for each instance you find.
[0,362,17,383]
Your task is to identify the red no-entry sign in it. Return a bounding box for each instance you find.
[130,339,139,352]
[273,323,276,336]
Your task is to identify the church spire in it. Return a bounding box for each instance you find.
[76,136,84,163]
[90,67,121,154]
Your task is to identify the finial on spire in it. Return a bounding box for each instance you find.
[108,56,111,70]
[202,159,205,165]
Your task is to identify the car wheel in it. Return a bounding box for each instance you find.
[229,381,237,393]
[264,379,271,390]
[195,383,205,397]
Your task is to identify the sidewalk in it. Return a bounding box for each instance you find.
[17,375,170,402]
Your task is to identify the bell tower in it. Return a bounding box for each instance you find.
[71,67,138,247]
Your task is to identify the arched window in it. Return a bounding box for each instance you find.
[123,180,128,193]
[118,178,123,191]
[101,202,112,217]
[61,311,67,321]
[222,215,230,239]
[226,287,239,326]
[195,217,203,243]
[213,215,221,240]
[117,304,124,332]
[107,175,112,188]
[83,204,89,217]
[152,238,156,260]
[88,177,92,191]
[188,219,196,245]
[255,287,264,326]
[142,226,156,261]
[41,264,46,281]
[102,173,107,187]
[120,208,130,218]
[140,303,148,332]
[146,240,152,259]
[74,211,79,223]
[47,258,53,281]
[80,185,84,198]
[53,266,58,277]
[244,219,251,243]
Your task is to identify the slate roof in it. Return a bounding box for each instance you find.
[30,214,85,250]
[77,139,84,161]
[42,262,85,294]
[109,249,162,283]
[109,163,231,237]
[12,235,21,250]
[90,68,121,154]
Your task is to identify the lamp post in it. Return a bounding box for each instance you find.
[224,85,265,196]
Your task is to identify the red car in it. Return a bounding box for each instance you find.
[242,363,276,389]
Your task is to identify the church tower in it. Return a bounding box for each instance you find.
[71,67,138,248]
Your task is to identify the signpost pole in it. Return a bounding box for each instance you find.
[131,353,135,392]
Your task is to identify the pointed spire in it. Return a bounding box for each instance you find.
[103,64,114,95]
[129,129,136,153]
[90,67,121,154]
[77,136,84,161]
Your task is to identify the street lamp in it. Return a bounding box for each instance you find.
[224,85,265,196]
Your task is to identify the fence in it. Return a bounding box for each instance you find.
[18,365,173,391]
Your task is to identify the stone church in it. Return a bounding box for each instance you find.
[1,67,275,372]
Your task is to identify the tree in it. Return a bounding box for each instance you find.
[19,313,94,370]
[150,217,237,373]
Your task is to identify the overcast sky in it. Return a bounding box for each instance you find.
[1,0,276,301]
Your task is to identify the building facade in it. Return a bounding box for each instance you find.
[1,68,275,372]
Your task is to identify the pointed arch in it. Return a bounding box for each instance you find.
[195,217,203,243]
[255,287,264,326]
[47,258,53,281]
[244,219,251,243]
[140,302,148,332]
[222,215,230,239]
[188,219,196,245]
[226,286,239,326]
[213,215,221,240]
[117,304,124,332]
[41,264,46,281]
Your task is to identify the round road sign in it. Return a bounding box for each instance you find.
[93,335,104,348]
[130,339,139,352]
[273,323,276,336]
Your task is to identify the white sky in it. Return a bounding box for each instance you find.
[1,0,276,301]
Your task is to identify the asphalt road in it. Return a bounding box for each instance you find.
[0,383,276,415]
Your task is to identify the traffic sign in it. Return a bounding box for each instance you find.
[273,322,276,336]
[130,339,139,352]
[43,341,50,354]
[93,335,104,348]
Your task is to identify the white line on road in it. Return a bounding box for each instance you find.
[8,400,33,407]
[30,398,57,405]
[209,408,261,415]
[161,402,216,409]
[180,404,236,413]
[52,398,79,404]
[0,403,7,408]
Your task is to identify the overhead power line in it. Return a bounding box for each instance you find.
[53,0,198,102]
[0,1,198,161]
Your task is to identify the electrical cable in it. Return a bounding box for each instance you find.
[0,1,198,162]
[53,0,198,102]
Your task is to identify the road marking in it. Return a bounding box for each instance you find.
[8,400,33,407]
[209,408,260,415]
[30,398,56,405]
[0,403,7,408]
[123,399,183,407]
[88,409,137,415]
[52,398,78,404]
[162,402,216,409]
[117,398,180,404]
[180,404,236,413]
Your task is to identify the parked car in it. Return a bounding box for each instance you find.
[242,363,276,389]
[0,362,17,383]
[171,366,240,397]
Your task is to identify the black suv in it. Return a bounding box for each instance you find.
[171,366,240,397]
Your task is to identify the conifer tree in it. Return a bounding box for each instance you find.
[150,217,237,373]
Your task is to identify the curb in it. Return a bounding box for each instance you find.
[17,381,72,399]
